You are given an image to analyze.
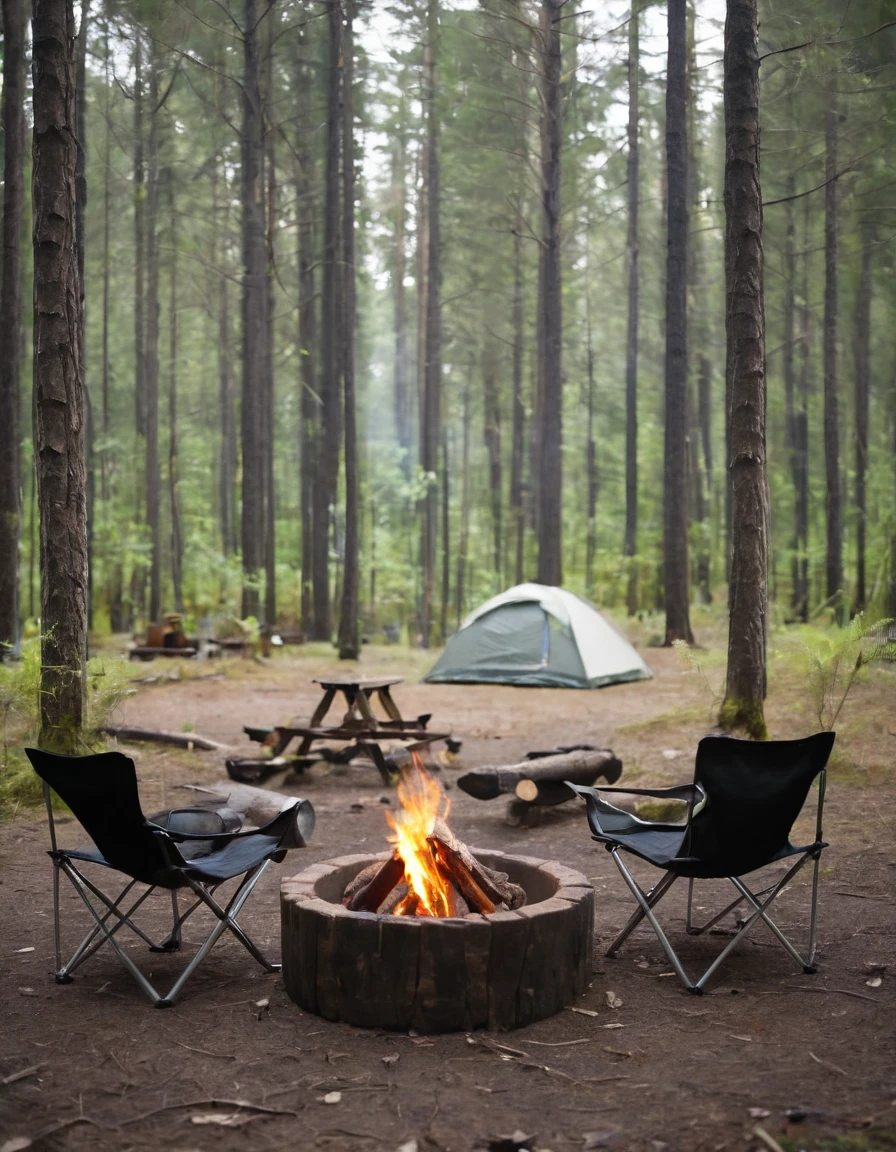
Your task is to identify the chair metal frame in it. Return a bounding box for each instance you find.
[568,732,833,995]
[30,748,312,1008]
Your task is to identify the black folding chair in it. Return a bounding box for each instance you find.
[25,747,315,1008]
[567,732,835,994]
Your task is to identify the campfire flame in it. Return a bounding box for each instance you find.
[386,753,456,917]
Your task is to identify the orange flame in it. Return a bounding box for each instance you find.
[386,753,455,917]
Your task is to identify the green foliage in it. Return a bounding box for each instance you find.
[0,639,134,816]
[775,615,894,732]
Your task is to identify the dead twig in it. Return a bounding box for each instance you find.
[753,1126,787,1152]
[809,1050,852,1077]
[119,1098,302,1125]
[789,985,881,1003]
[1,1064,43,1085]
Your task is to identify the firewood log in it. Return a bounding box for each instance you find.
[457,749,622,802]
[430,818,526,909]
[347,853,406,912]
[341,860,385,907]
[428,839,496,914]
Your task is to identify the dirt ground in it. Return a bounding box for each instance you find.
[2,640,895,1152]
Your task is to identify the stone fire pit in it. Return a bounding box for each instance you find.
[280,851,594,1033]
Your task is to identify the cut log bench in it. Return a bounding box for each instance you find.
[230,676,459,786]
[457,746,622,822]
[281,852,594,1033]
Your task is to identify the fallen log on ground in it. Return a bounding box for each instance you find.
[179,780,315,847]
[102,725,231,752]
[457,748,622,805]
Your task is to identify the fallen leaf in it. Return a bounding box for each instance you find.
[17,988,37,997]
[661,750,680,760]
[396,1142,418,1152]
[13,948,35,954]
[567,1006,599,1018]
[602,1023,625,1030]
[605,991,623,1010]
[582,1128,622,1149]
[322,1091,341,1105]
[748,1108,771,1119]
[0,1138,33,1152]
[382,1053,399,1066]
[255,998,270,1009]
[866,976,883,988]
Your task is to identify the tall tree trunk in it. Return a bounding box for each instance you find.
[509,220,525,586]
[240,0,267,620]
[536,0,563,588]
[792,195,812,622]
[663,0,694,645]
[262,6,276,628]
[623,0,640,616]
[33,0,88,749]
[145,41,162,622]
[584,273,597,599]
[455,384,471,628]
[420,0,441,646]
[719,0,768,738]
[168,180,183,613]
[823,94,843,609]
[75,0,92,630]
[100,12,111,501]
[853,222,872,614]
[439,428,450,643]
[213,164,237,557]
[483,341,502,587]
[133,32,146,441]
[782,170,799,616]
[338,0,360,660]
[392,128,411,477]
[313,0,342,641]
[0,0,26,653]
[295,27,316,633]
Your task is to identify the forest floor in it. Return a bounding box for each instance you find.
[1,624,895,1152]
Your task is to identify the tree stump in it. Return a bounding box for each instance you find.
[280,852,594,1033]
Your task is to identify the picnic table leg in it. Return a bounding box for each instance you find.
[269,727,294,757]
[354,689,379,728]
[308,687,337,729]
[358,742,395,786]
[377,687,404,724]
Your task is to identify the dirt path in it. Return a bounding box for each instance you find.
[2,646,894,1152]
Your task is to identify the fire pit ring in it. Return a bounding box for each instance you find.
[280,851,594,1033]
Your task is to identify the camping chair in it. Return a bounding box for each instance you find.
[567,732,835,994]
[25,747,315,1008]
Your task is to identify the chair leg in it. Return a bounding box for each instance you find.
[805,851,822,972]
[609,851,699,992]
[158,860,278,1007]
[51,860,70,982]
[55,869,159,979]
[606,867,679,958]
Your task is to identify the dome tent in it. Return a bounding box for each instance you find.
[423,583,652,689]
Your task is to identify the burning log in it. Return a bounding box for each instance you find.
[430,818,526,910]
[429,839,496,914]
[345,853,406,912]
[457,748,622,805]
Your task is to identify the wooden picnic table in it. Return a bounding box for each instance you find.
[240,676,455,785]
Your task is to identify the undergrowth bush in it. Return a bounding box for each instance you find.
[0,640,134,816]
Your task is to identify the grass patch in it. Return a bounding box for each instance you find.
[0,640,134,817]
[776,1129,896,1152]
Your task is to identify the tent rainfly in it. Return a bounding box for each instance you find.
[423,583,652,689]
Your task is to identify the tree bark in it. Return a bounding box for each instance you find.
[536,0,563,588]
[168,180,184,614]
[213,163,238,557]
[145,39,162,622]
[295,25,316,632]
[663,0,694,646]
[793,196,812,623]
[33,0,88,750]
[240,0,267,621]
[455,384,471,628]
[420,0,441,647]
[823,94,843,609]
[314,0,343,642]
[392,126,411,477]
[852,222,872,614]
[0,0,26,652]
[133,32,146,442]
[262,6,276,629]
[623,0,640,616]
[718,0,768,739]
[509,221,525,586]
[483,341,502,587]
[338,0,360,660]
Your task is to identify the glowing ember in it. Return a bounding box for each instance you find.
[386,754,456,917]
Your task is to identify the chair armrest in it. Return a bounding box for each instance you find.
[565,781,705,838]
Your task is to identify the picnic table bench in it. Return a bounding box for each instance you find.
[236,676,457,785]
